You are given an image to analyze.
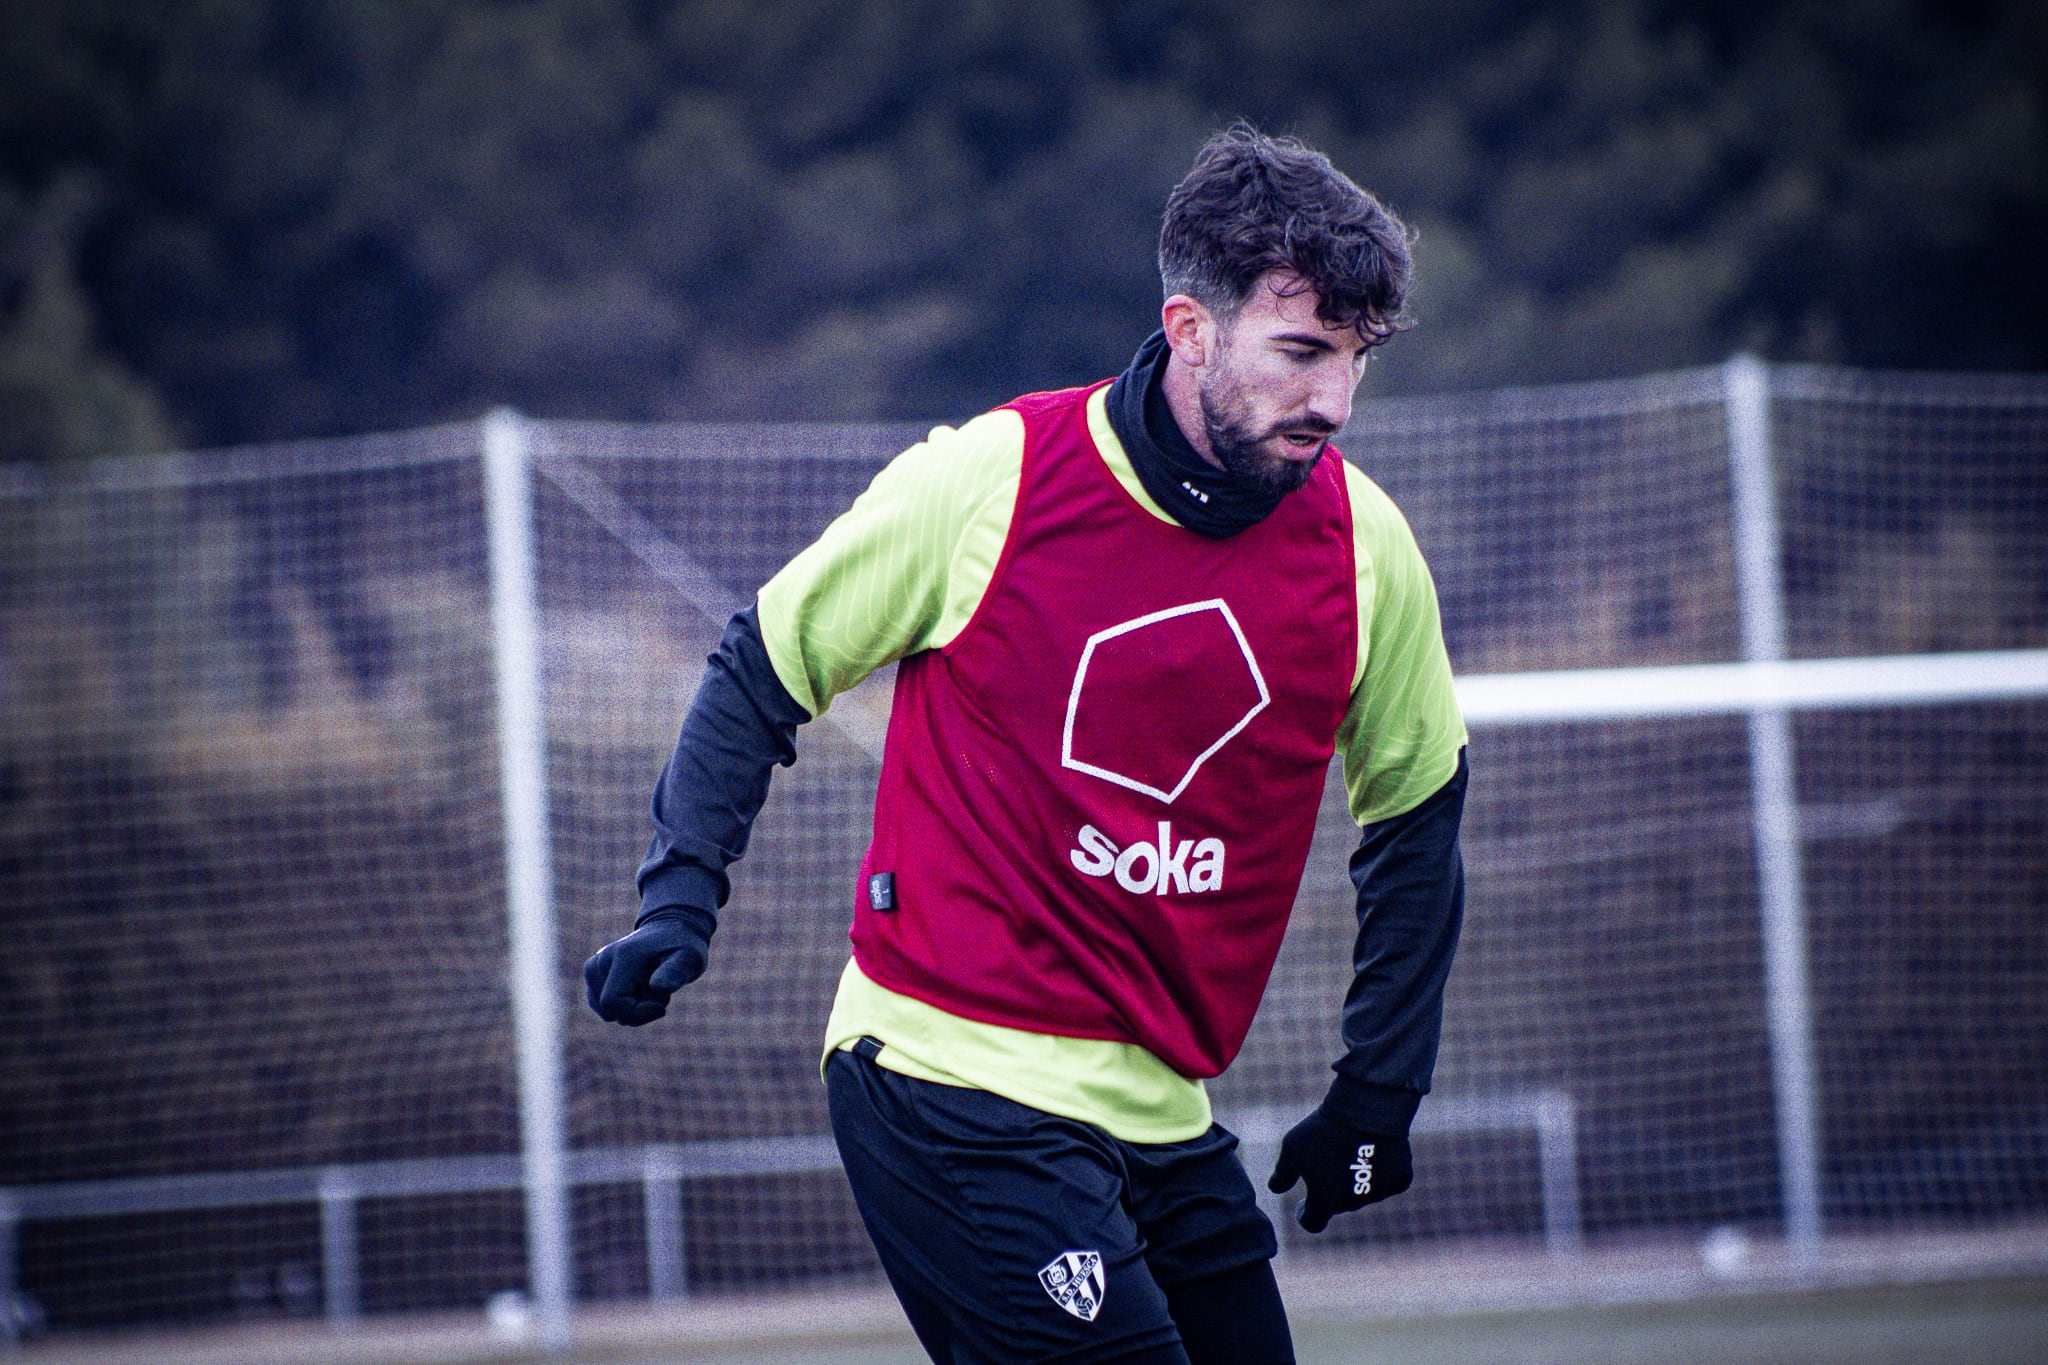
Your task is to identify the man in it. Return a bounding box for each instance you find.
[586,124,1468,1365]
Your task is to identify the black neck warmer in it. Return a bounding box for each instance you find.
[1102,329,1292,539]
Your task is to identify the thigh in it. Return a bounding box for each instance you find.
[1122,1124,1278,1290]
[1163,1260,1293,1365]
[826,1046,1185,1365]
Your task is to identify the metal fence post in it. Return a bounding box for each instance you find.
[1724,355,1824,1272]
[1532,1091,1583,1257]
[0,1192,19,1350]
[643,1150,687,1301]
[484,409,575,1349]
[318,1168,360,1325]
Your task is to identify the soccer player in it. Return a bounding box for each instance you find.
[586,124,1468,1365]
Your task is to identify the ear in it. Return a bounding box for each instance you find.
[1161,294,1215,368]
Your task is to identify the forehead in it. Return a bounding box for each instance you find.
[1230,271,1358,342]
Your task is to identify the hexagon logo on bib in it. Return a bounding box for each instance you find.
[1061,599,1269,804]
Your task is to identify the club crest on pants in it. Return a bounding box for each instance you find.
[1037,1249,1105,1321]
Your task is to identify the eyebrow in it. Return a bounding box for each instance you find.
[1273,330,1369,358]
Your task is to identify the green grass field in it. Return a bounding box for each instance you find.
[24,1252,2045,1365]
[615,1276,2048,1365]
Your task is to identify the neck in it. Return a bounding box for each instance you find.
[1159,352,1222,469]
[1104,329,1293,539]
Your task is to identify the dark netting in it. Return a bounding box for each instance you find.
[3,368,2043,1337]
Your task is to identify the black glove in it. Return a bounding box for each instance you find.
[1266,1108,1413,1233]
[583,907,713,1026]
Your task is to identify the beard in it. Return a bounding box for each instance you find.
[1197,375,1331,496]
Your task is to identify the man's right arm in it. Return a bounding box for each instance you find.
[584,604,808,1025]
[586,411,1027,1025]
[633,604,808,924]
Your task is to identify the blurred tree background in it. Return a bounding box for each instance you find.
[5,6,2048,1325]
[1,0,2043,462]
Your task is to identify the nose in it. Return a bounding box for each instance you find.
[1307,359,1357,431]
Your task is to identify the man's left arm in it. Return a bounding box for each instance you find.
[1269,467,1469,1232]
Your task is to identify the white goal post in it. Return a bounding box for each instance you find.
[1457,644,2048,1277]
[1457,652,2048,726]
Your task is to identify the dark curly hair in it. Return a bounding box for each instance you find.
[1158,123,1412,346]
